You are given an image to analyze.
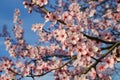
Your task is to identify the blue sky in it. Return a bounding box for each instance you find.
[0,0,41,56]
[0,0,54,80]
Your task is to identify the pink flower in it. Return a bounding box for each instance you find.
[76,43,86,55]
[104,56,116,69]
[33,0,48,7]
[97,63,106,72]
[4,37,11,50]
[116,12,120,20]
[0,74,10,80]
[62,11,72,21]
[23,68,30,77]
[2,60,11,70]
[31,23,44,32]
[58,0,62,7]
[69,3,80,13]
[117,4,120,12]
[39,0,48,6]
[53,29,67,43]
[16,60,23,68]
[8,48,16,57]
[13,9,20,23]
[35,65,43,75]
[69,34,79,45]
[85,52,92,61]
[89,9,96,17]
[89,68,96,80]
[45,12,58,23]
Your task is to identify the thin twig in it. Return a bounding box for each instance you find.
[8,56,77,77]
[82,32,117,44]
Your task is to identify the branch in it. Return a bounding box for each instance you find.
[8,68,21,75]
[30,55,76,77]
[52,55,76,70]
[79,42,120,76]
[82,32,117,44]
[100,45,113,50]
[41,7,66,25]
[8,56,76,78]
[30,0,66,25]
[27,54,72,64]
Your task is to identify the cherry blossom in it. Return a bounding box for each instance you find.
[0,0,120,80]
[32,0,48,7]
[4,37,11,50]
[117,3,120,12]
[62,11,72,21]
[31,23,44,32]
[89,68,96,80]
[45,11,61,23]
[69,2,80,13]
[53,29,67,43]
[13,9,20,23]
[68,33,79,45]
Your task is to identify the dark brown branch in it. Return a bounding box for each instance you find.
[8,56,76,78]
[8,68,21,75]
[82,32,117,44]
[100,45,113,50]
[91,56,101,62]
[29,55,77,77]
[79,42,120,76]
[31,0,66,25]
[27,54,72,64]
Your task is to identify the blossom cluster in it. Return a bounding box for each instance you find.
[0,0,120,80]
